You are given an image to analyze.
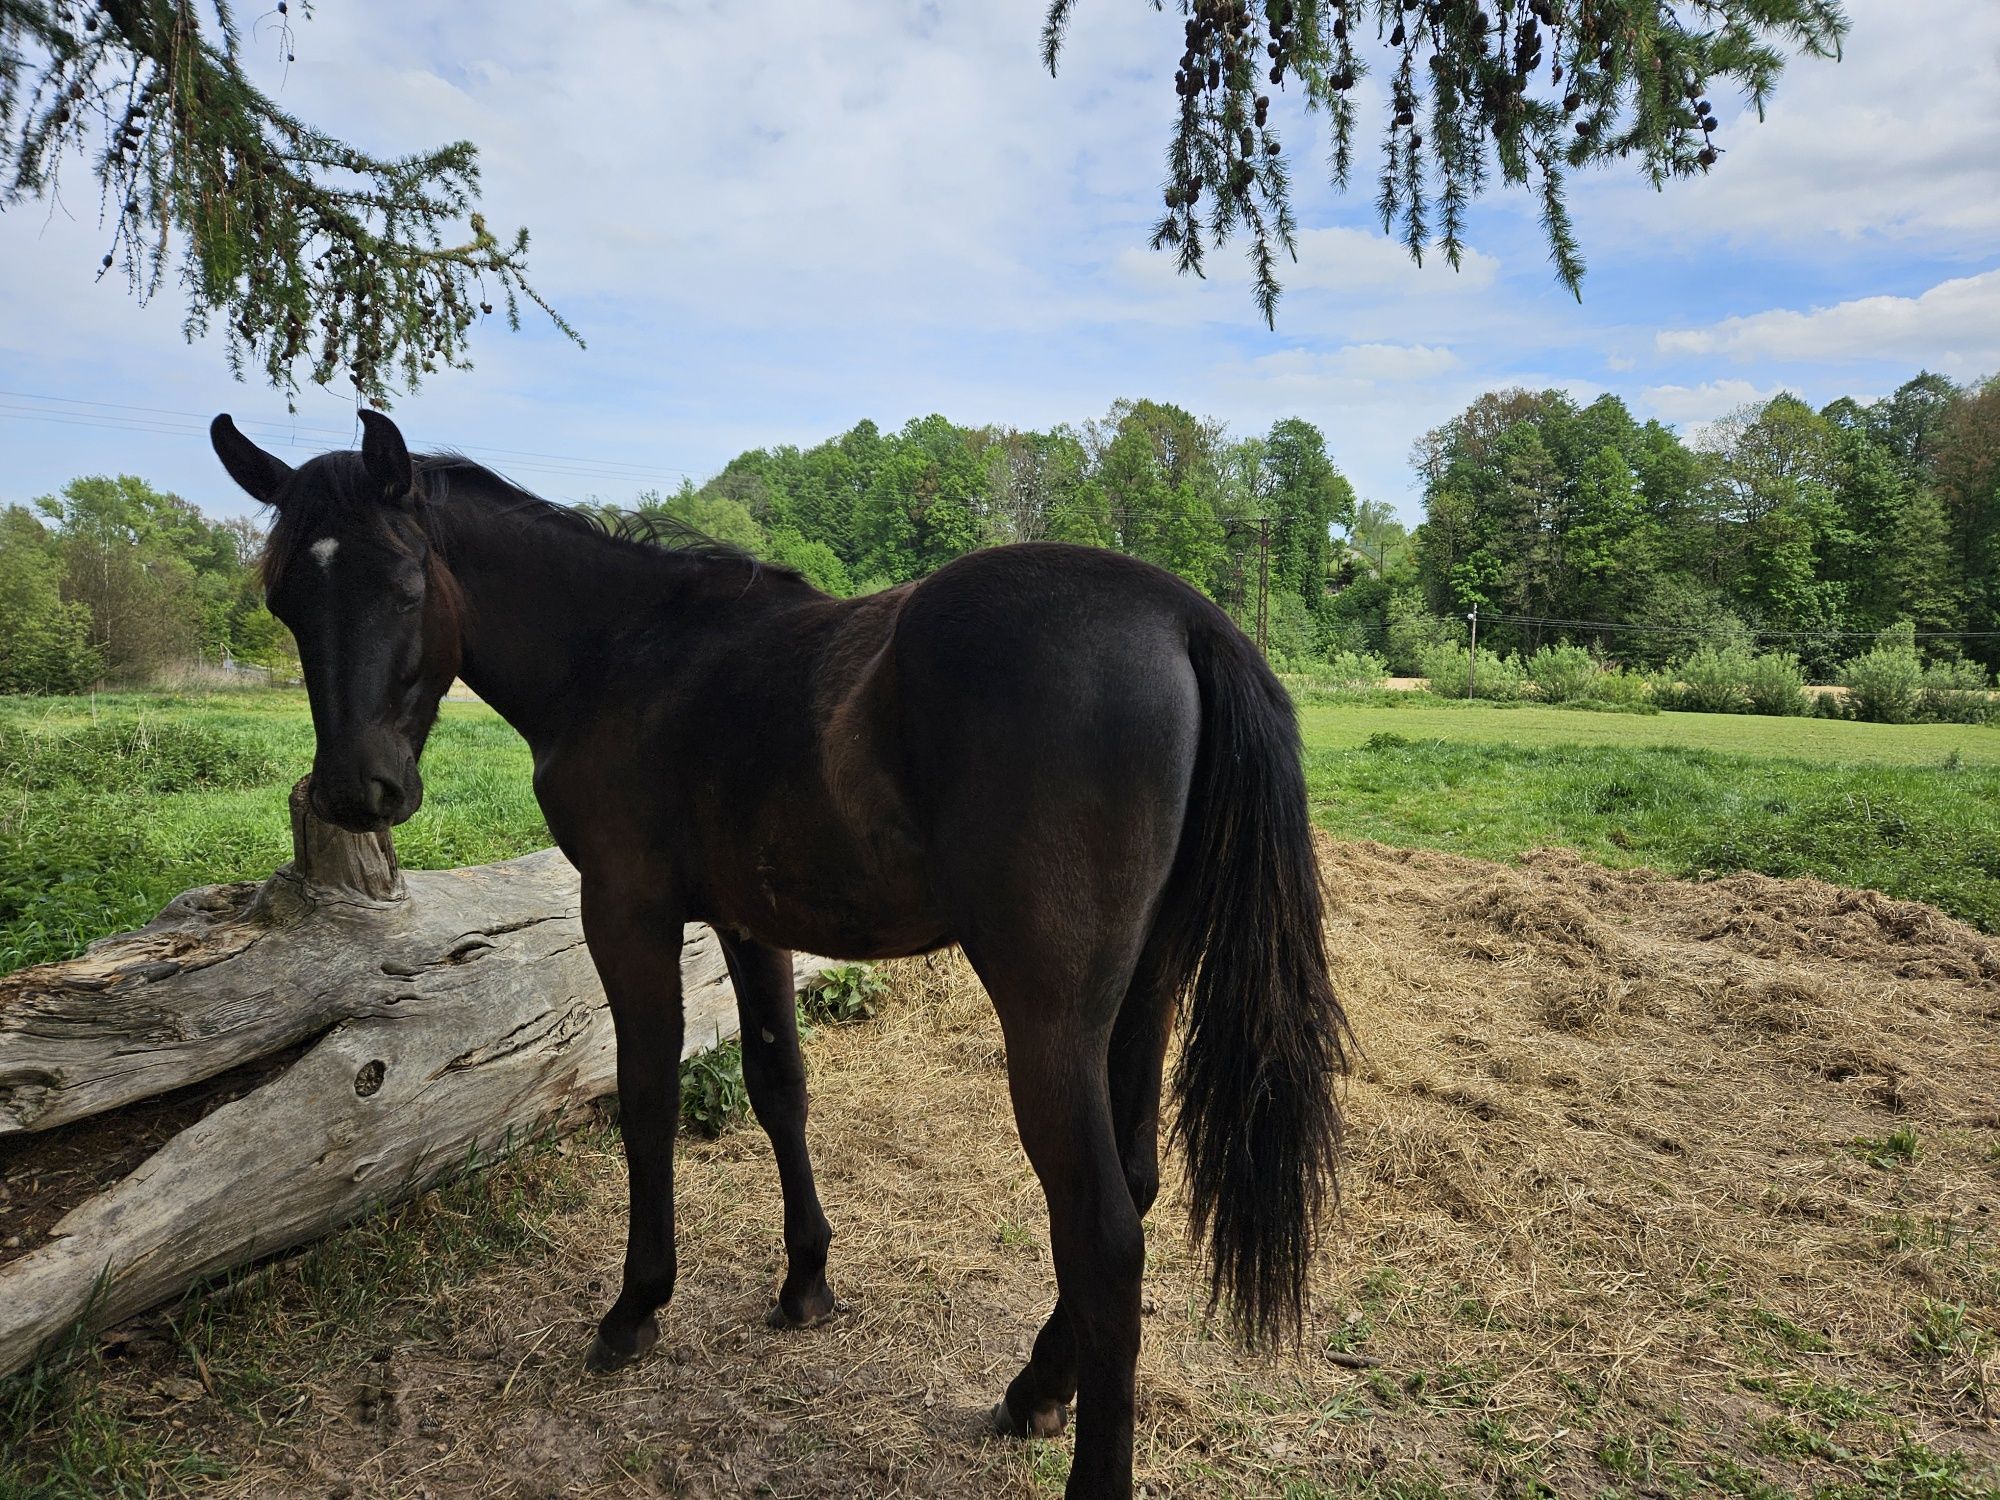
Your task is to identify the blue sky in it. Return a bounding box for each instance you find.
[3,0,1997,525]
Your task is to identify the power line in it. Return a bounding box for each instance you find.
[1254,516,1271,652]
[0,389,700,493]
[0,388,697,477]
[1475,610,2000,641]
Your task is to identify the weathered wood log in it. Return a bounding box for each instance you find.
[0,779,829,1378]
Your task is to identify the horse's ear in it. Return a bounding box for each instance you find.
[210,415,293,504]
[358,409,415,508]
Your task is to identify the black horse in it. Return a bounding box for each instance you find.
[211,410,1348,1499]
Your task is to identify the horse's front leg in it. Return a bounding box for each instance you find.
[580,881,686,1373]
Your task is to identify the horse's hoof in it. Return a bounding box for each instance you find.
[989,1397,1068,1439]
[585,1315,658,1374]
[764,1287,842,1330]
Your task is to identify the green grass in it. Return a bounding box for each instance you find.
[1,690,546,970]
[1298,704,2000,932]
[0,1125,598,1498]
[1851,1129,1923,1170]
[1294,697,2000,766]
[4,688,1999,975]
[6,687,1997,1497]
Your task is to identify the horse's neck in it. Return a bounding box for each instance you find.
[442,512,685,752]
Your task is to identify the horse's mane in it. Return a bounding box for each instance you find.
[261,449,794,593]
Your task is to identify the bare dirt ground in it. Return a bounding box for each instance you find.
[8,836,1999,1498]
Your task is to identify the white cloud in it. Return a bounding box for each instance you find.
[3,0,1995,524]
[1576,0,2000,256]
[1290,228,1501,295]
[1638,379,1787,430]
[1656,270,2000,377]
[1106,225,1502,334]
[1223,343,1463,391]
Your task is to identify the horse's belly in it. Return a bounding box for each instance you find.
[748,901,952,963]
[708,843,949,962]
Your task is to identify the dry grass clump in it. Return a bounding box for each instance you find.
[6,837,1999,1498]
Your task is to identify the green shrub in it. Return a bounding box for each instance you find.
[1386,590,1460,676]
[1586,665,1651,708]
[1417,642,1528,701]
[1525,643,1601,704]
[802,963,886,1025]
[1415,641,1467,696]
[1317,649,1390,689]
[1473,651,1531,703]
[1744,651,1811,717]
[1920,658,1995,724]
[1662,646,1754,714]
[1840,646,1925,724]
[679,1040,749,1138]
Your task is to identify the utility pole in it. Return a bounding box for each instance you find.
[1466,602,1480,698]
[1255,516,1272,654]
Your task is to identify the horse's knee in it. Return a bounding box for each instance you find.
[741,1036,808,1102]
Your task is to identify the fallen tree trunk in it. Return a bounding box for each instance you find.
[0,780,828,1379]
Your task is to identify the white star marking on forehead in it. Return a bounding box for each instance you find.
[309,537,340,568]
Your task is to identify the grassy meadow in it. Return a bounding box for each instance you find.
[2,686,1996,973]
[2,691,1997,1497]
[1293,697,2000,934]
[0,691,545,972]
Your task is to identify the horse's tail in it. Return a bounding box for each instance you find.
[1162,613,1350,1346]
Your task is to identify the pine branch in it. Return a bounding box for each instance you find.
[1048,0,1850,322]
[0,0,580,405]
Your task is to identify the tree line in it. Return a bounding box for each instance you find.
[0,399,1356,695]
[3,371,1994,695]
[0,478,285,694]
[629,398,1356,658]
[1388,372,2000,677]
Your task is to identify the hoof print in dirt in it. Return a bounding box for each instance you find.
[353,1350,398,1426]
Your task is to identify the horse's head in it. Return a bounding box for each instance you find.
[211,411,462,833]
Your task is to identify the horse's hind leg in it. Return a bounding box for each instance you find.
[992,937,1176,1443]
[985,974,1147,1500]
[719,933,837,1327]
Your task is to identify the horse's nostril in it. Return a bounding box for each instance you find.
[367,778,401,817]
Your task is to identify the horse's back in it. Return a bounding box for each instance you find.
[890,545,1209,956]
[897,543,1206,670]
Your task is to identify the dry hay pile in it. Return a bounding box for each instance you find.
[9,838,2000,1498]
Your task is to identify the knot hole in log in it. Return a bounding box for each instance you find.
[287,776,405,903]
